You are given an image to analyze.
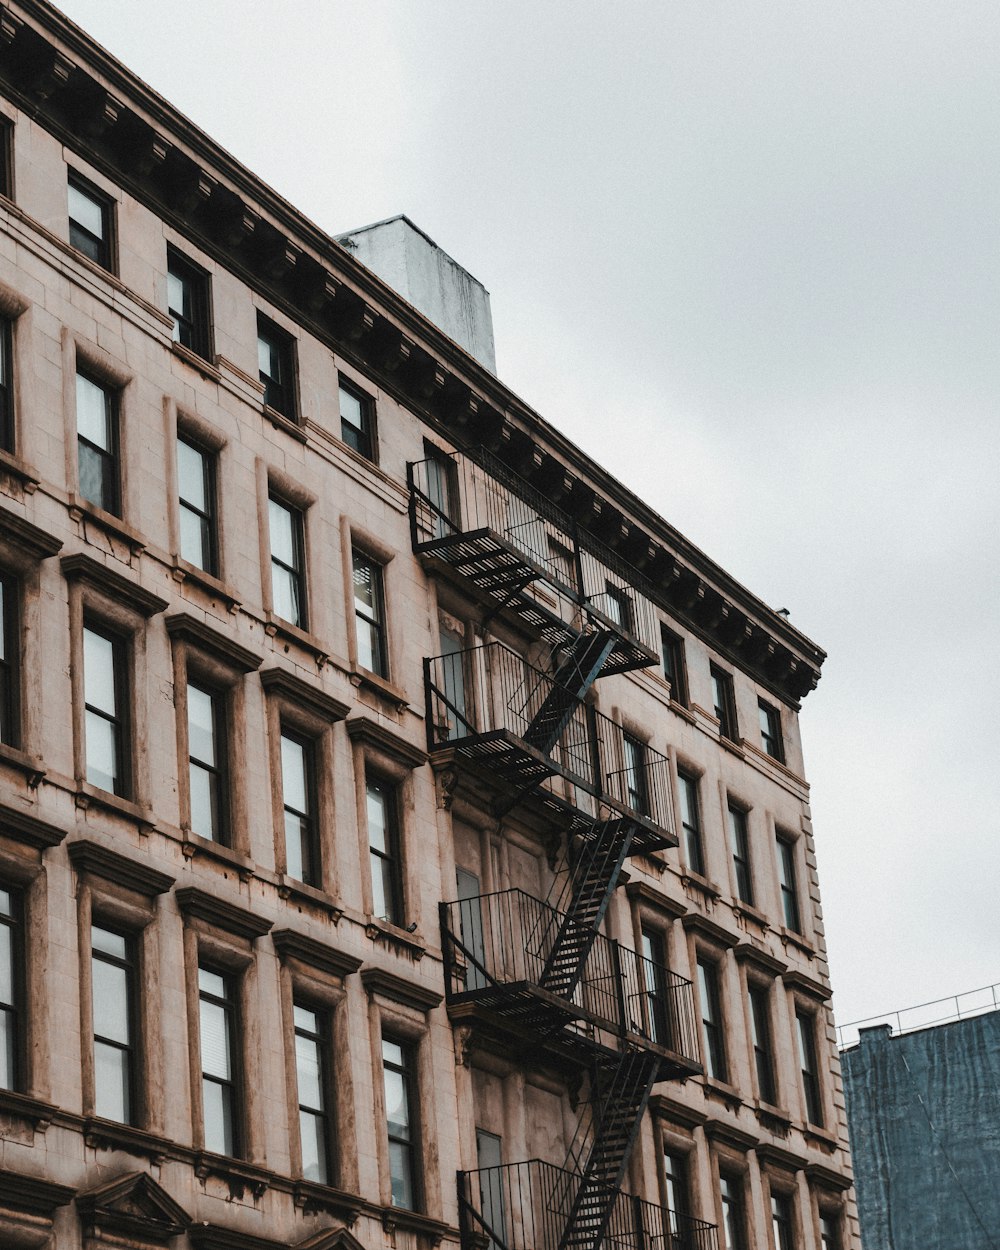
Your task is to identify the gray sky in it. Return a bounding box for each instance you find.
[55,0,999,1028]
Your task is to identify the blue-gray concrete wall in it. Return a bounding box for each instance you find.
[841,1011,1000,1250]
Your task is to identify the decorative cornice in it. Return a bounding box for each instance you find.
[60,552,168,617]
[271,928,362,980]
[0,1165,75,1215]
[649,1093,708,1130]
[703,1118,759,1152]
[345,715,427,769]
[734,941,787,977]
[0,7,824,706]
[259,667,350,724]
[755,1142,808,1173]
[804,1161,854,1192]
[0,504,63,559]
[360,966,443,1013]
[782,967,833,1002]
[76,1169,190,1241]
[624,880,688,920]
[0,802,65,849]
[175,886,272,940]
[165,611,262,672]
[681,912,740,949]
[68,838,174,896]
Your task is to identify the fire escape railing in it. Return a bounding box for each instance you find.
[441,888,701,1069]
[409,451,659,672]
[458,1160,719,1250]
[425,641,675,841]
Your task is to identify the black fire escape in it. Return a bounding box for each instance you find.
[409,451,719,1250]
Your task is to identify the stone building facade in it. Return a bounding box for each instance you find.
[0,2,857,1247]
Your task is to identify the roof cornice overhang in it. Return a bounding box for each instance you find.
[0,0,825,704]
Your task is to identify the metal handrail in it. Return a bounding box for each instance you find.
[837,981,1000,1049]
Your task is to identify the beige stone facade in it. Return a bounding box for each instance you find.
[0,4,857,1249]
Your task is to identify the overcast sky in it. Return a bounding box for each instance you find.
[55,0,1000,1030]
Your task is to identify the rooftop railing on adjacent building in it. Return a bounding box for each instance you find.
[440,888,701,1073]
[425,641,674,839]
[837,981,1000,1049]
[458,1159,719,1250]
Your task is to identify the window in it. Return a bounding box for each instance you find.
[257,313,296,418]
[640,928,669,1046]
[280,730,318,885]
[697,958,726,1081]
[623,734,649,816]
[167,247,211,359]
[819,1213,841,1250]
[677,771,704,876]
[367,776,403,924]
[748,984,776,1104]
[662,1149,690,1235]
[0,574,18,748]
[91,923,138,1123]
[0,885,23,1091]
[68,172,112,270]
[777,837,801,933]
[603,582,633,633]
[437,626,468,742]
[177,436,218,575]
[423,448,455,540]
[76,371,120,515]
[728,804,753,905]
[0,117,11,201]
[269,497,307,629]
[188,682,228,843]
[382,1036,418,1209]
[198,966,241,1157]
[83,623,129,796]
[771,1193,795,1250]
[796,1010,824,1126]
[719,1174,746,1250]
[758,700,784,763]
[711,665,738,741]
[660,625,687,706]
[293,1003,331,1183]
[0,315,12,453]
[476,1128,507,1249]
[339,379,375,460]
[353,550,387,677]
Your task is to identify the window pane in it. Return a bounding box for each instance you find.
[384,1067,410,1138]
[69,182,105,237]
[340,386,364,432]
[91,925,127,959]
[294,1004,317,1032]
[295,1031,323,1108]
[281,735,307,812]
[179,507,210,569]
[190,762,219,840]
[76,374,111,449]
[367,783,388,853]
[94,1038,130,1122]
[177,438,207,511]
[83,629,117,715]
[0,1009,14,1089]
[258,333,280,381]
[200,998,232,1080]
[0,925,12,1005]
[92,958,129,1044]
[284,811,307,882]
[271,565,301,625]
[199,967,226,997]
[269,499,295,565]
[356,618,379,673]
[382,1038,403,1067]
[373,854,399,922]
[78,442,110,511]
[85,710,118,792]
[389,1139,414,1208]
[188,686,217,765]
[300,1108,327,1182]
[202,1077,234,1156]
[353,554,379,615]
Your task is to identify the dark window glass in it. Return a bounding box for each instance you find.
[697,958,726,1081]
[177,436,218,575]
[0,316,13,453]
[758,700,784,763]
[0,118,11,201]
[257,314,296,418]
[68,172,112,270]
[199,966,240,1157]
[476,1128,507,1250]
[777,837,801,933]
[663,1149,690,1234]
[294,1003,331,1183]
[423,448,455,540]
[281,730,318,885]
[353,550,387,677]
[677,771,704,876]
[796,1010,824,1126]
[820,1213,841,1250]
[383,1036,418,1209]
[0,885,23,1091]
[269,497,306,628]
[339,380,374,460]
[0,575,19,749]
[711,666,738,741]
[91,923,137,1124]
[76,371,120,515]
[771,1193,795,1250]
[83,623,129,797]
[188,682,228,844]
[720,1174,745,1250]
[660,625,687,706]
[748,984,776,1104]
[167,247,211,359]
[640,928,669,1046]
[623,734,649,816]
[728,804,753,905]
[368,776,403,924]
[437,627,468,742]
